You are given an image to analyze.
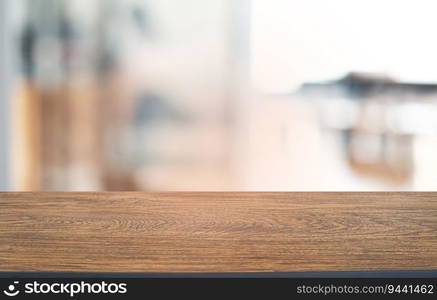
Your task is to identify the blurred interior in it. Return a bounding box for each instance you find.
[2,0,437,191]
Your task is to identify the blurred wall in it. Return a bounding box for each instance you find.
[0,0,14,190]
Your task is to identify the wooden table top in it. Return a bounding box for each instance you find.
[0,192,436,273]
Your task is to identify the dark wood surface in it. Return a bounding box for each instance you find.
[0,192,436,273]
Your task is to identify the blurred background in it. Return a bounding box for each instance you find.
[2,0,437,191]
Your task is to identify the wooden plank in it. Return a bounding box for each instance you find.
[0,192,436,273]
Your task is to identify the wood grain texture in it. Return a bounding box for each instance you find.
[0,192,436,273]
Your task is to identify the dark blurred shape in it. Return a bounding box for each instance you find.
[300,72,437,99]
[20,23,36,79]
[135,93,190,125]
[298,72,437,185]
